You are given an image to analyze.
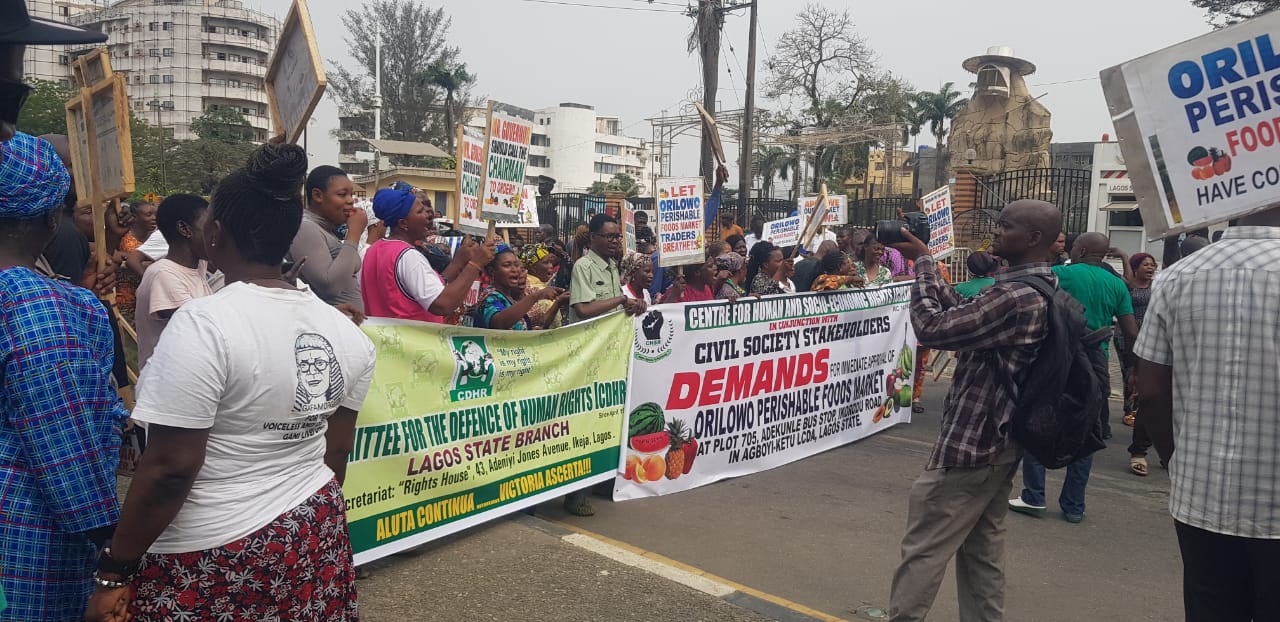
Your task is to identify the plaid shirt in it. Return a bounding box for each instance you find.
[0,267,126,620]
[1134,226,1280,538]
[911,256,1051,469]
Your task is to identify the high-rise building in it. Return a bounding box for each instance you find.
[337,102,653,195]
[23,0,279,141]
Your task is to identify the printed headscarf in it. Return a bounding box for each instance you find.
[715,252,744,273]
[620,251,652,282]
[0,132,70,219]
[519,242,552,269]
[373,188,415,230]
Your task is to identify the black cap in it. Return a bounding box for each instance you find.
[0,0,108,45]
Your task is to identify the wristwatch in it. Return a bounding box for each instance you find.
[97,544,141,580]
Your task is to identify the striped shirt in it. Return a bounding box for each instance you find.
[911,256,1051,469]
[1133,226,1280,539]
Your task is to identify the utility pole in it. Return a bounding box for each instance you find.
[373,29,383,140]
[694,0,722,188]
[736,0,757,223]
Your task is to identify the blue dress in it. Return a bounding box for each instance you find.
[472,290,531,330]
[0,267,127,621]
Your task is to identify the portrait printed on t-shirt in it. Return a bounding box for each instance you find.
[293,333,346,413]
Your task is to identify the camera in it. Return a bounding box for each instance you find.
[875,211,931,246]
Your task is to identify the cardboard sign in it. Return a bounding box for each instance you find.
[655,177,706,267]
[622,203,638,253]
[454,125,488,236]
[761,216,802,248]
[799,193,847,225]
[796,184,830,256]
[479,101,535,224]
[1102,12,1280,236]
[921,185,955,259]
[265,0,327,144]
[693,101,726,164]
[496,185,541,229]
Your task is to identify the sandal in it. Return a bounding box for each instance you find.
[1129,456,1149,477]
[1122,413,1136,426]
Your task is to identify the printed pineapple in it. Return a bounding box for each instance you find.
[665,420,688,480]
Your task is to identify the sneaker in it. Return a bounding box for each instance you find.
[1063,513,1084,524]
[1008,497,1046,517]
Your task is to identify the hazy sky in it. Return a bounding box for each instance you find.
[243,0,1215,177]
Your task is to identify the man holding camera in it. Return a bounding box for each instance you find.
[887,200,1062,622]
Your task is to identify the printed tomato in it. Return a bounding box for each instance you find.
[624,455,641,480]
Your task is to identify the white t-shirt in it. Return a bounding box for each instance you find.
[137,229,170,261]
[396,248,445,313]
[134,258,211,370]
[132,282,377,553]
[623,282,652,305]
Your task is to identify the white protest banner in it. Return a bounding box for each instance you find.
[1101,11,1280,236]
[497,185,541,229]
[656,177,706,267]
[762,216,802,248]
[265,0,326,144]
[479,102,535,224]
[616,285,918,500]
[454,125,488,236]
[921,186,955,259]
[800,193,847,226]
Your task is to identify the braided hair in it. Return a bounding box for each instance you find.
[210,143,308,265]
[745,240,778,286]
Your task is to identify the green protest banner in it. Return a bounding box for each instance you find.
[346,314,631,564]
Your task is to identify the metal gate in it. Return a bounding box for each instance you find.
[974,168,1093,234]
[847,196,917,228]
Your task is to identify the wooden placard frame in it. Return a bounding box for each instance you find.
[85,74,135,203]
[64,91,95,208]
[794,183,829,259]
[72,47,112,89]
[693,102,727,164]
[265,0,327,144]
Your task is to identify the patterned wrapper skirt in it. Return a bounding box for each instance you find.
[129,478,358,621]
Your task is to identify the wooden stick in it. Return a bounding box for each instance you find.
[693,102,727,164]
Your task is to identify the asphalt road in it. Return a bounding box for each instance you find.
[537,377,1181,622]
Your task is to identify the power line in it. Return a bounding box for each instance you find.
[1029,76,1100,87]
[514,0,686,12]
[621,0,690,6]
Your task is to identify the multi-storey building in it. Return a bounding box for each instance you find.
[24,0,279,142]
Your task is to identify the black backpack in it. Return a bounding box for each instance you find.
[998,275,1109,469]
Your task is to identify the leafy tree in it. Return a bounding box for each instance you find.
[1192,0,1280,26]
[16,79,75,137]
[189,108,254,143]
[589,173,641,197]
[329,0,478,147]
[911,82,967,192]
[765,4,914,192]
[421,60,474,150]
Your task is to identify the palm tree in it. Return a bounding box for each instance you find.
[753,146,798,199]
[912,82,968,189]
[423,60,474,150]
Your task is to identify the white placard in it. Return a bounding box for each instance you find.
[921,185,954,259]
[799,194,847,225]
[1102,12,1280,236]
[761,215,803,248]
[656,177,706,267]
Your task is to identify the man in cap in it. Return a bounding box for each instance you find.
[2,0,110,142]
[0,132,127,620]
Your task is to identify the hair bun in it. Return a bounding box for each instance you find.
[245,143,308,202]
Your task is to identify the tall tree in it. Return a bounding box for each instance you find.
[1192,0,1280,26]
[421,60,475,150]
[189,108,254,143]
[912,83,968,192]
[589,173,641,197]
[15,79,75,137]
[688,0,725,187]
[765,4,911,192]
[328,0,476,147]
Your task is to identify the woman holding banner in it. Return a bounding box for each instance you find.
[811,251,865,291]
[621,251,654,305]
[521,243,564,329]
[86,143,376,622]
[746,241,795,295]
[473,245,568,330]
[715,252,746,300]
